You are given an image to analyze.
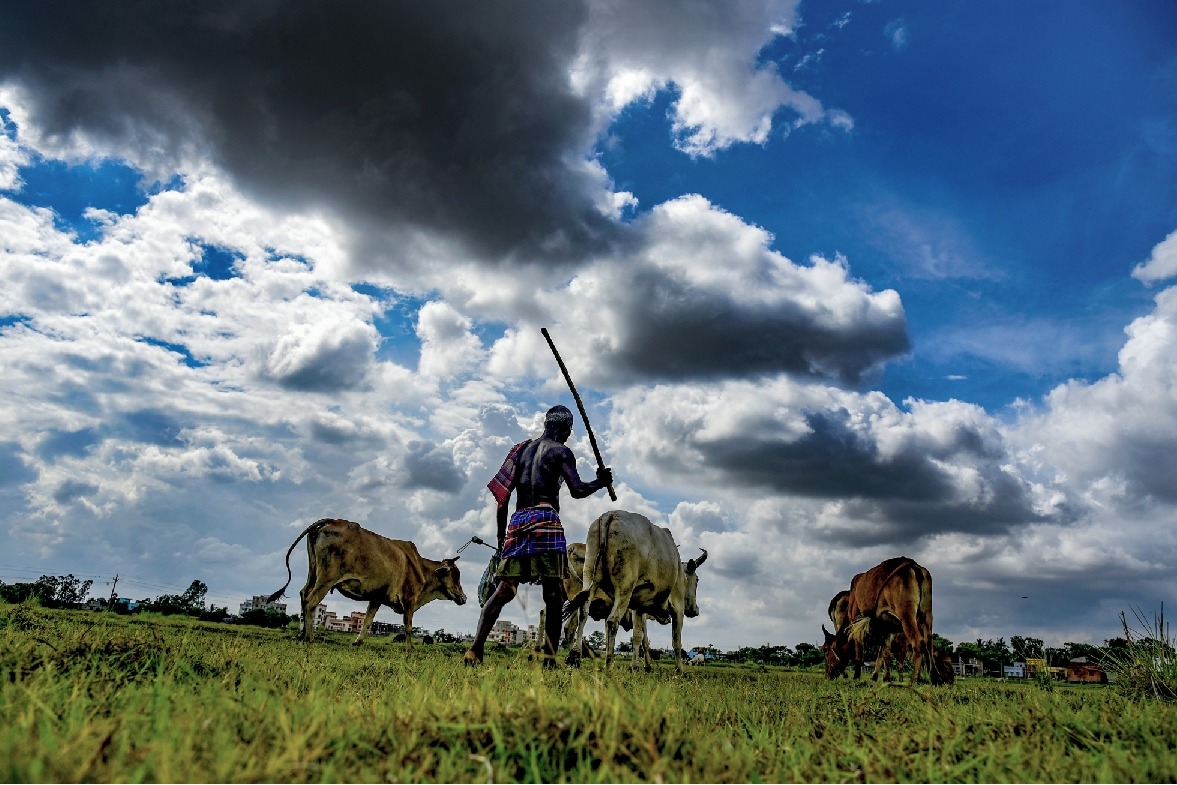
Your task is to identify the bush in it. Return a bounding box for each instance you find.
[1107,605,1176,700]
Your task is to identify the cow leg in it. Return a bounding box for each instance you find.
[670,611,686,673]
[402,607,415,650]
[604,587,635,670]
[353,601,380,646]
[873,632,894,681]
[567,602,590,667]
[299,579,332,642]
[631,612,652,672]
[893,610,926,684]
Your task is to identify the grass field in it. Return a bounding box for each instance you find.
[3,604,1175,783]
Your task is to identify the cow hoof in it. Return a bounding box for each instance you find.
[462,649,483,667]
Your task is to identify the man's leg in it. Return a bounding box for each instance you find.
[541,577,564,669]
[464,578,518,665]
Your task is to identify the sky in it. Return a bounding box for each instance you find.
[1,0,1176,653]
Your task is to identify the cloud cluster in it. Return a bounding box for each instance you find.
[0,0,843,281]
[2,2,1176,650]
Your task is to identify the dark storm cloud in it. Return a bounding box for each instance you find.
[400,440,465,493]
[608,270,910,384]
[700,409,1051,542]
[0,0,621,266]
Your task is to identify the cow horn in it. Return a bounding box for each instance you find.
[695,548,708,567]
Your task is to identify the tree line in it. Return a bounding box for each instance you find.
[0,574,292,628]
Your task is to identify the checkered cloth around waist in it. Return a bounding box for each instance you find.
[500,506,567,559]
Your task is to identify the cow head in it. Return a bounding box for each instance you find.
[436,556,467,605]
[933,649,956,686]
[821,624,850,679]
[683,548,708,618]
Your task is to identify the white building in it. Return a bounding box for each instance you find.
[491,619,523,645]
[239,595,288,615]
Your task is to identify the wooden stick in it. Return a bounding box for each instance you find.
[541,327,617,501]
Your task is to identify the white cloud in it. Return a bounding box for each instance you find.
[1133,228,1177,283]
[416,300,485,380]
[572,0,849,156]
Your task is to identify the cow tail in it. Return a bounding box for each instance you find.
[563,513,610,621]
[917,566,936,681]
[266,518,330,603]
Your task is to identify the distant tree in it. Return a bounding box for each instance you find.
[1044,646,1068,667]
[588,630,606,651]
[791,642,824,668]
[239,607,292,628]
[0,581,38,604]
[143,580,209,616]
[57,574,93,607]
[0,575,93,608]
[932,633,954,654]
[1011,636,1045,662]
[1063,641,1104,663]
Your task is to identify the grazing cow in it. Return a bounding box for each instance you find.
[690,652,707,666]
[564,510,707,672]
[821,556,947,685]
[826,588,904,681]
[267,518,466,646]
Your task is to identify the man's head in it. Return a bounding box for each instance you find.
[543,405,574,442]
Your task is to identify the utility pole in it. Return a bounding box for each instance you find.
[106,574,119,611]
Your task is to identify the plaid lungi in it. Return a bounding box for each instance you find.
[500,506,567,560]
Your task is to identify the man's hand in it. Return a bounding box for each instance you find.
[596,466,614,488]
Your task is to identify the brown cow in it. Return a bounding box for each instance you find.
[267,518,466,646]
[821,556,947,685]
[826,588,905,681]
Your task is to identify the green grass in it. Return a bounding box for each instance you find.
[1106,605,1177,701]
[3,604,1176,783]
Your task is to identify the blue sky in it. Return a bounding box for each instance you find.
[1,0,1176,652]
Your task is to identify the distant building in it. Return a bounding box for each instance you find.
[491,620,523,645]
[1066,657,1108,684]
[369,620,399,636]
[239,595,287,615]
[1003,662,1026,678]
[951,655,983,677]
[323,611,368,633]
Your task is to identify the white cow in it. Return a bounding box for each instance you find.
[542,542,644,662]
[564,510,707,672]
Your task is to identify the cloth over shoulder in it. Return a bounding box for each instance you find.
[487,439,530,507]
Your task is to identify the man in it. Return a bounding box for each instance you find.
[463,405,613,667]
